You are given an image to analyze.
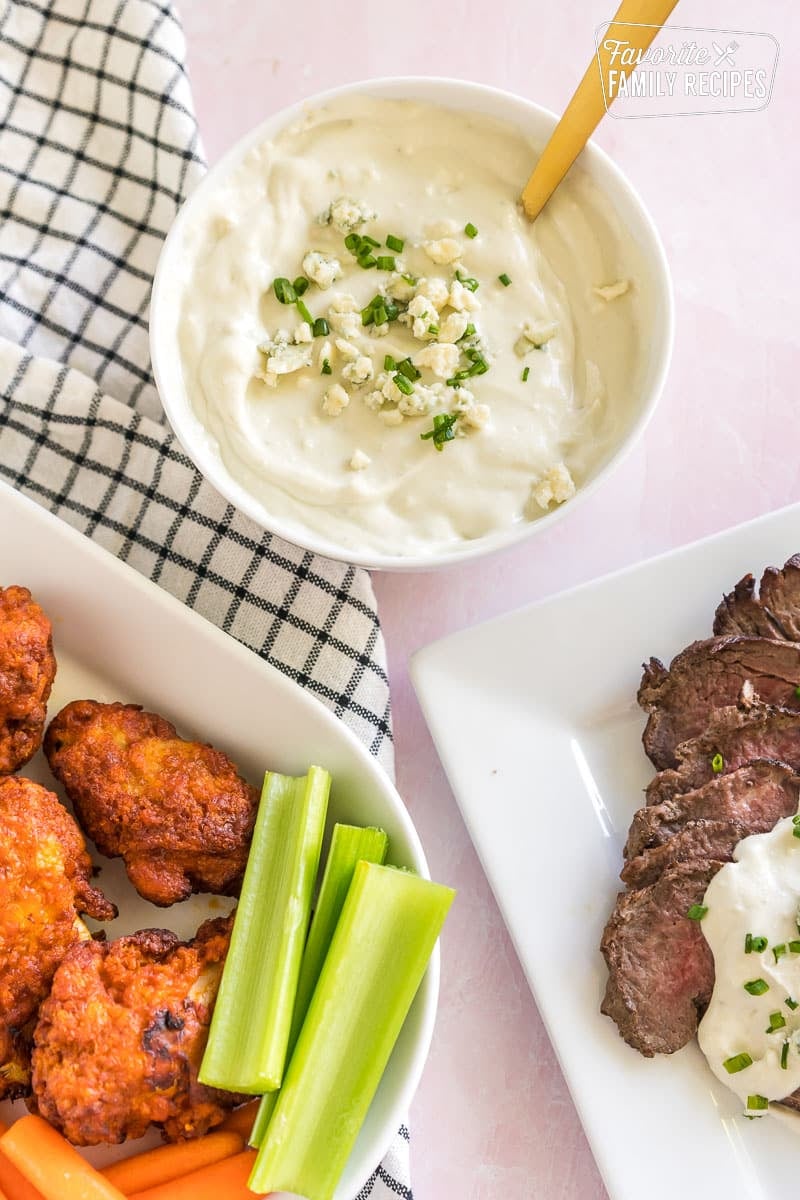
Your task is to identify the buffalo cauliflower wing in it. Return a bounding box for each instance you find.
[0,776,116,1099]
[30,918,241,1144]
[44,700,258,906]
[0,585,57,774]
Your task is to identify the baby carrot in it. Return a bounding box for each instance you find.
[0,1122,45,1200]
[219,1101,260,1139]
[101,1131,243,1194]
[0,1151,45,1200]
[0,1116,126,1200]
[127,1149,262,1200]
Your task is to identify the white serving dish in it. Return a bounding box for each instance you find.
[0,480,437,1199]
[411,501,800,1200]
[150,76,673,571]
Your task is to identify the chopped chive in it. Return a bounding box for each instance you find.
[794,685,800,698]
[420,412,459,452]
[296,300,314,326]
[358,254,377,269]
[376,255,396,271]
[464,222,478,239]
[744,979,769,995]
[746,934,768,953]
[782,1041,791,1069]
[711,752,724,774]
[455,270,479,292]
[386,234,404,253]
[396,358,420,382]
[312,317,329,338]
[361,295,400,328]
[522,366,530,382]
[321,358,332,375]
[746,1094,769,1111]
[724,1053,753,1074]
[361,235,380,248]
[745,933,753,953]
[498,273,512,287]
[686,904,708,921]
[427,324,439,336]
[383,354,396,372]
[401,273,418,286]
[774,943,788,963]
[459,323,476,340]
[793,825,800,840]
[790,941,800,954]
[273,277,297,305]
[788,997,800,1010]
[767,1010,787,1033]
[392,373,414,396]
[293,276,309,297]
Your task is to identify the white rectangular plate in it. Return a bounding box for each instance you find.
[0,481,431,1198]
[411,502,800,1200]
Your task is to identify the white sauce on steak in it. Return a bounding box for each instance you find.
[698,814,800,1114]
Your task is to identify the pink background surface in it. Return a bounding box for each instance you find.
[180,3,797,1197]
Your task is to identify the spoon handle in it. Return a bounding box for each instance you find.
[521,0,680,220]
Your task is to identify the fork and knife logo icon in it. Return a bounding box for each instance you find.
[712,40,739,67]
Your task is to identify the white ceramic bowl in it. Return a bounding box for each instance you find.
[151,77,673,572]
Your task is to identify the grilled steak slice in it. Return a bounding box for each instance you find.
[714,555,800,641]
[645,702,800,806]
[627,760,800,859]
[600,860,721,1056]
[621,819,744,888]
[639,637,800,769]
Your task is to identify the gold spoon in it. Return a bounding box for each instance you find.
[521,0,680,220]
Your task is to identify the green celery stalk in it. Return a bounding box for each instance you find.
[198,765,330,1093]
[248,861,455,1200]
[249,822,389,1148]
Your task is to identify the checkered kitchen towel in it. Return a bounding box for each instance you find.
[0,2,411,1196]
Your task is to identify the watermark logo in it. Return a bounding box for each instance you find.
[595,23,779,118]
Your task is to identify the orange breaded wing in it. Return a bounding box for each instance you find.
[30,918,242,1145]
[44,700,258,906]
[0,585,56,774]
[0,776,116,1100]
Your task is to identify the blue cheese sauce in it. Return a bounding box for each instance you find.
[698,814,800,1116]
[175,95,644,557]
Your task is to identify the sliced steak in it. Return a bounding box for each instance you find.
[627,760,800,858]
[639,637,800,769]
[600,860,721,1056]
[714,555,800,641]
[645,701,800,806]
[621,819,744,888]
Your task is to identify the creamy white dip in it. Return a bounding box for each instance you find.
[698,814,800,1116]
[174,95,644,557]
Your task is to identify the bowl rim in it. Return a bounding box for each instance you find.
[150,75,675,572]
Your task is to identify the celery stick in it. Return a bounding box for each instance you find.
[199,765,330,1093]
[249,823,389,1148]
[248,861,455,1200]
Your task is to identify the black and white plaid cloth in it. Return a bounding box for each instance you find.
[0,2,410,1196]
